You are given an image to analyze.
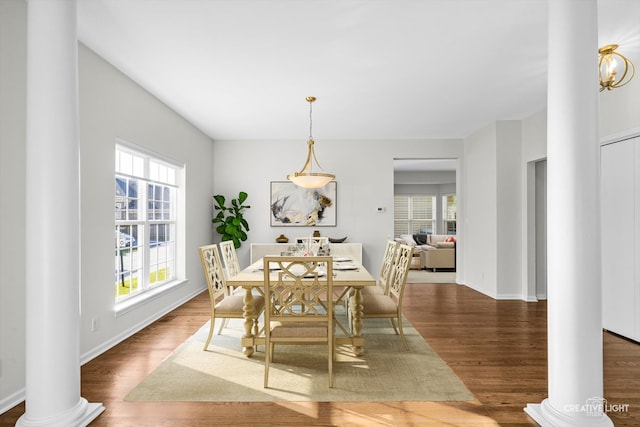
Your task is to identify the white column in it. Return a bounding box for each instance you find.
[18,1,104,426]
[525,0,612,426]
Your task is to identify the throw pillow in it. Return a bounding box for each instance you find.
[399,234,417,247]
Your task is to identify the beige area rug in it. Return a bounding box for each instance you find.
[125,309,473,403]
[406,269,457,284]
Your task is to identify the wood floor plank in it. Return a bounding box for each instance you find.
[2,282,639,426]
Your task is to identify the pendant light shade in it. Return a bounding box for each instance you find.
[287,96,335,188]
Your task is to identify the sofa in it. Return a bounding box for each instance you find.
[396,234,456,271]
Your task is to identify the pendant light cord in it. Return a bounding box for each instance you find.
[308,99,313,141]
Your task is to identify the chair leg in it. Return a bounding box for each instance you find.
[264,348,270,388]
[203,315,215,351]
[328,338,334,388]
[389,318,399,335]
[397,315,409,351]
[217,318,230,335]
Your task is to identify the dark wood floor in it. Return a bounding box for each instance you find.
[2,283,639,426]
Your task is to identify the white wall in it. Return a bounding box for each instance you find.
[461,115,548,301]
[462,124,498,297]
[211,139,463,275]
[0,1,214,410]
[77,44,214,356]
[462,116,550,300]
[394,170,456,185]
[496,121,523,298]
[522,109,547,162]
[0,0,27,409]
[599,73,640,139]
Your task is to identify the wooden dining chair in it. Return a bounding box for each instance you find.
[362,240,399,296]
[262,256,335,388]
[219,240,241,281]
[360,244,413,350]
[198,244,265,350]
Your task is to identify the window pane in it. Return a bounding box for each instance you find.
[127,180,139,220]
[158,164,168,183]
[394,221,408,238]
[412,221,433,234]
[119,151,132,175]
[444,195,457,220]
[394,196,409,219]
[115,177,126,221]
[412,196,433,220]
[443,194,457,235]
[114,224,142,296]
[132,155,144,177]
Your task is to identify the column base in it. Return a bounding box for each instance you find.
[525,399,613,427]
[16,398,105,427]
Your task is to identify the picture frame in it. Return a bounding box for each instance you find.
[270,181,337,227]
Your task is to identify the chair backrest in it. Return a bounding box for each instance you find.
[379,240,400,290]
[219,240,241,278]
[388,244,414,304]
[263,256,333,327]
[198,244,227,302]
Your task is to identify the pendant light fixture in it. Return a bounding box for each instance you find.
[287,96,335,189]
[599,44,635,91]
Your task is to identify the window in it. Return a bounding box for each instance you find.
[115,144,180,302]
[394,195,436,237]
[442,194,457,235]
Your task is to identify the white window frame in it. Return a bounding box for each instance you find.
[114,140,185,314]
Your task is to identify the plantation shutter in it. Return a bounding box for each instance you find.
[394,196,410,236]
[411,196,434,234]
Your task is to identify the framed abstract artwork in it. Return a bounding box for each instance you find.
[270,181,337,227]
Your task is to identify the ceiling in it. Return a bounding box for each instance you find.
[77,0,640,142]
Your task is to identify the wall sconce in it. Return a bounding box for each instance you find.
[599,44,635,91]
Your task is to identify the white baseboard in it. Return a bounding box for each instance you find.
[0,285,206,416]
[0,387,26,417]
[81,285,204,365]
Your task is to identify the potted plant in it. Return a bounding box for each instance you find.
[212,191,251,248]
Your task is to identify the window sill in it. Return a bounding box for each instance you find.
[114,279,188,318]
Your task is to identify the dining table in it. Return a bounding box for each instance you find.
[226,255,377,357]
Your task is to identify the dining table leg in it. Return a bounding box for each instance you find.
[350,287,364,356]
[242,286,255,357]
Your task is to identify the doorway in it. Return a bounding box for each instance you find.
[393,158,457,236]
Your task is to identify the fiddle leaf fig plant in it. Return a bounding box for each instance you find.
[212,191,251,249]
